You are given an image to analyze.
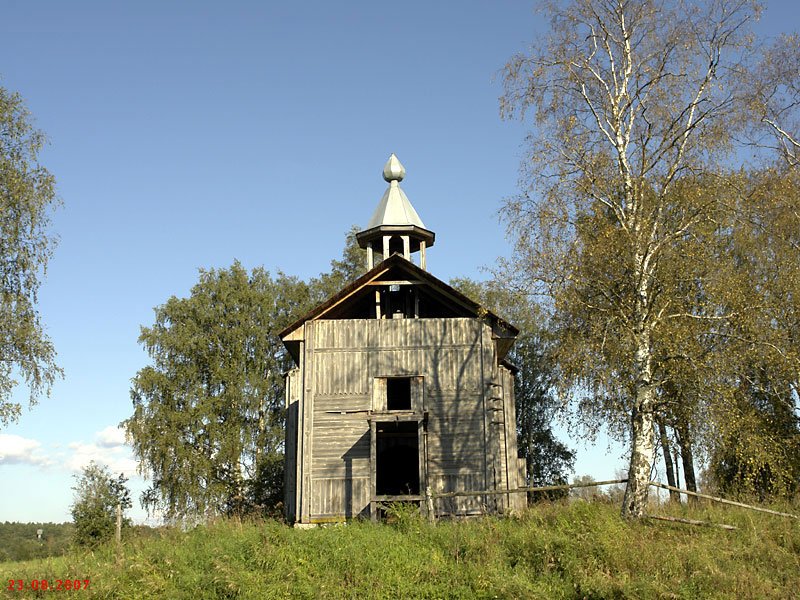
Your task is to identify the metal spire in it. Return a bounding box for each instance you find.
[366,154,426,230]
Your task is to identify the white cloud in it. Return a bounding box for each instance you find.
[0,434,53,467]
[63,424,139,476]
[0,426,140,478]
[65,440,138,476]
[95,425,127,448]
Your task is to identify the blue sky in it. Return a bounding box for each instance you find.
[1,1,796,524]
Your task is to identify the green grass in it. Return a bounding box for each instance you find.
[3,501,798,599]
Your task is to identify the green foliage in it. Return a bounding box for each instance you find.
[308,225,366,301]
[684,169,800,500]
[709,364,800,499]
[383,501,424,531]
[0,522,74,562]
[125,229,365,520]
[245,452,286,518]
[125,263,310,518]
[70,462,132,549]
[746,33,800,168]
[513,335,575,500]
[6,502,800,598]
[0,84,62,427]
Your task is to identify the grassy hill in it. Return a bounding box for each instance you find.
[2,501,798,599]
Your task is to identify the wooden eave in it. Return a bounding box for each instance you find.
[500,358,519,375]
[355,224,436,249]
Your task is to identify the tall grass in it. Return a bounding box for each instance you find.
[3,501,798,599]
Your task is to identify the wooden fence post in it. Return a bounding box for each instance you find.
[115,502,122,546]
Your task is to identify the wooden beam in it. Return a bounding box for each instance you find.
[372,495,423,502]
[311,267,391,322]
[648,481,799,520]
[365,280,424,286]
[431,478,628,499]
[370,420,377,522]
[644,514,738,530]
[282,324,305,342]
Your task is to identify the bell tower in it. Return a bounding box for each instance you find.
[281,154,524,525]
[356,154,435,270]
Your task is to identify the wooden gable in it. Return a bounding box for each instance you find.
[279,254,518,364]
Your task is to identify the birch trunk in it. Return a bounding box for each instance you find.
[622,359,656,517]
[623,259,656,518]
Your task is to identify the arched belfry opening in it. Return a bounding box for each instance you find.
[355,154,435,270]
[388,235,405,258]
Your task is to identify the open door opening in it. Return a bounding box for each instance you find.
[375,421,420,495]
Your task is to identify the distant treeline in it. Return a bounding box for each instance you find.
[0,522,75,562]
[0,522,164,562]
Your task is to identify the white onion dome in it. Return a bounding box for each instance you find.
[382,153,406,182]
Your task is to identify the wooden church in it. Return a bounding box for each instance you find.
[281,155,525,524]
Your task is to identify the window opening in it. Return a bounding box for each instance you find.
[387,377,412,410]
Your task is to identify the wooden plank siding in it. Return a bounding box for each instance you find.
[286,317,523,523]
[300,326,314,523]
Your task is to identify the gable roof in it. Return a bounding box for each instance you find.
[279,254,518,360]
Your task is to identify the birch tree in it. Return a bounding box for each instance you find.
[71,462,132,548]
[500,0,759,517]
[705,168,800,497]
[0,85,62,426]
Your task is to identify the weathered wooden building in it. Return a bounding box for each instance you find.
[281,155,525,524]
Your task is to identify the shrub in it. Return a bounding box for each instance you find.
[70,462,132,548]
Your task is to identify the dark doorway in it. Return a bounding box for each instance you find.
[376,421,420,495]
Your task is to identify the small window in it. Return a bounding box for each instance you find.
[386,377,412,411]
[373,376,422,412]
